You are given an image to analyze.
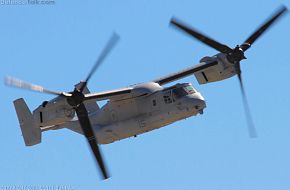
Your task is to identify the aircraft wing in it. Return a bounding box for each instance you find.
[153,61,218,85]
[84,87,133,101]
[84,60,219,101]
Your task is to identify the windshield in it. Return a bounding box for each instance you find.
[172,85,196,99]
[184,85,196,94]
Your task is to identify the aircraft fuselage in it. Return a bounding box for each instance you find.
[64,82,206,144]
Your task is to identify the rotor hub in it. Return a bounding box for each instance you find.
[227,45,246,64]
[67,89,85,107]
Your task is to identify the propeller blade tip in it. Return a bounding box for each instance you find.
[5,76,13,84]
[102,174,111,180]
[249,129,258,138]
[4,76,11,85]
[4,76,22,87]
[279,5,288,12]
[111,32,120,42]
[169,17,181,27]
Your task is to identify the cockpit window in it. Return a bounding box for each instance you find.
[172,85,196,99]
[172,88,187,98]
[184,85,196,94]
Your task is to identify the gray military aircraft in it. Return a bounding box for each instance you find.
[5,5,287,180]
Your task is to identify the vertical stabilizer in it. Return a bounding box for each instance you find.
[14,98,41,146]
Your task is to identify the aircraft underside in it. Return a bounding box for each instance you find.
[62,95,205,144]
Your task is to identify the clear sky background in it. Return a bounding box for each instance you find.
[1,0,290,189]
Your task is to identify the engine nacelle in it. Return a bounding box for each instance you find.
[33,97,75,127]
[194,53,237,84]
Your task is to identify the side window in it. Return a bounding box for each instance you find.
[163,90,173,104]
[172,88,187,99]
[152,100,157,106]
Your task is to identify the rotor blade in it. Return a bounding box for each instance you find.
[241,5,288,51]
[75,103,109,179]
[236,66,257,138]
[5,76,63,96]
[79,33,120,92]
[170,17,233,54]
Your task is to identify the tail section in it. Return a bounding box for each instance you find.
[14,98,41,146]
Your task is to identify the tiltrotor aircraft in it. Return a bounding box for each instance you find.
[5,6,287,180]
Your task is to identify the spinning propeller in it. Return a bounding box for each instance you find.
[5,33,120,179]
[170,6,288,138]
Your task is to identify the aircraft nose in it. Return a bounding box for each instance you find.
[194,98,206,114]
[185,92,206,114]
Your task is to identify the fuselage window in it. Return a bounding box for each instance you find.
[163,91,173,104]
[153,100,157,106]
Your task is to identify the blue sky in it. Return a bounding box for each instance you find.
[1,0,290,189]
